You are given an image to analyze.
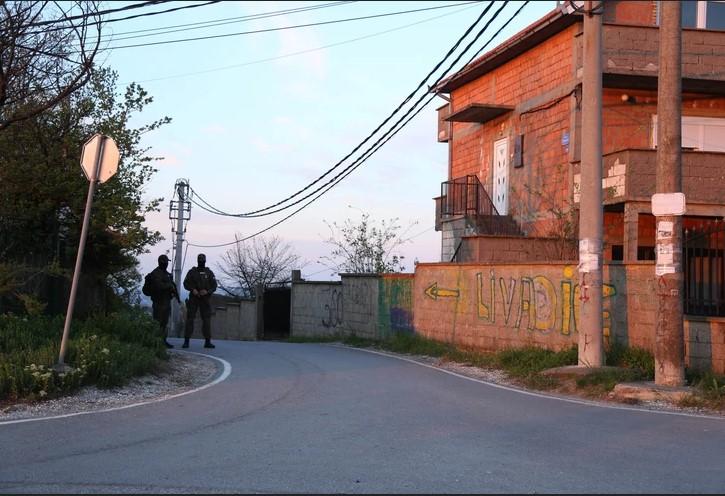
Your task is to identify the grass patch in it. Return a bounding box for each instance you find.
[575,368,645,395]
[606,342,654,379]
[682,370,725,410]
[0,307,168,403]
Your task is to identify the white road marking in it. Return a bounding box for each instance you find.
[0,351,231,426]
[336,344,725,421]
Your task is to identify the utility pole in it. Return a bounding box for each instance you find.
[654,1,685,387]
[169,179,191,338]
[577,0,604,367]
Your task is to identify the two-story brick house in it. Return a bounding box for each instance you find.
[432,0,725,317]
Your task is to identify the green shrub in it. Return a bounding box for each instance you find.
[606,342,654,379]
[0,307,166,401]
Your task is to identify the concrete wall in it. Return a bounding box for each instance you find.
[290,281,343,338]
[187,299,257,341]
[413,262,619,352]
[378,274,414,338]
[413,261,725,374]
[341,274,379,339]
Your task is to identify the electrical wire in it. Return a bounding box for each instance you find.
[24,1,223,35]
[188,0,498,219]
[91,1,354,43]
[192,1,520,221]
[24,1,164,27]
[187,1,529,249]
[92,1,485,51]
[124,2,481,85]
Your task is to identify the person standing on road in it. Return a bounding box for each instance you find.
[143,254,180,349]
[182,253,218,349]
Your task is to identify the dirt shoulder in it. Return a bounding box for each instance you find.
[0,350,221,422]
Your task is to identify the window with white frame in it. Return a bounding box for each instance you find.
[680,0,725,30]
[652,115,725,152]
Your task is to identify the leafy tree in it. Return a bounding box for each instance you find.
[0,67,168,314]
[0,1,102,130]
[320,212,415,274]
[218,235,303,298]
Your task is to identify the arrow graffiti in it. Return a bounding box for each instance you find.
[424,282,460,300]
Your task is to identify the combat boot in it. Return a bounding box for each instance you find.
[182,338,189,349]
[204,340,215,349]
[164,340,174,349]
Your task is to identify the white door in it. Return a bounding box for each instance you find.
[493,138,509,215]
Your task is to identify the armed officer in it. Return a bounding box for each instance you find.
[146,254,180,349]
[182,253,218,349]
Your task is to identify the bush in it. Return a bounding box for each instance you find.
[606,342,655,379]
[0,307,167,402]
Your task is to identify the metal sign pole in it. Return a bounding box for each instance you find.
[57,136,106,367]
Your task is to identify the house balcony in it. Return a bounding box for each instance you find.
[577,24,725,93]
[573,148,725,211]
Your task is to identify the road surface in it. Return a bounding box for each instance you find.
[2,340,724,493]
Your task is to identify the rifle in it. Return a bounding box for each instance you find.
[171,281,181,303]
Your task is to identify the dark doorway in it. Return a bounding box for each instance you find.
[262,286,291,340]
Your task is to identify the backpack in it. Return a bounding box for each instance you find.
[142,272,154,297]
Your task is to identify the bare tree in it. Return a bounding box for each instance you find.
[0,1,102,131]
[218,235,303,298]
[320,212,416,274]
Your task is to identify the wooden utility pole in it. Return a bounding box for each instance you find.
[578,0,604,367]
[654,1,685,387]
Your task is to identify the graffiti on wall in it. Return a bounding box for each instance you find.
[476,266,616,336]
[425,266,617,336]
[321,287,343,329]
[379,278,414,333]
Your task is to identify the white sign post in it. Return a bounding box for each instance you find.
[57,134,119,369]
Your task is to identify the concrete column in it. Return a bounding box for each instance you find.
[623,203,640,263]
[577,1,605,367]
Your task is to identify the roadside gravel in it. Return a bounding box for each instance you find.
[352,345,725,418]
[0,350,221,422]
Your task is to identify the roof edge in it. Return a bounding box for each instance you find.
[435,8,580,94]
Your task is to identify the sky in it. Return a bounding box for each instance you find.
[96,0,557,283]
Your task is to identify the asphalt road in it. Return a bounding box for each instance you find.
[2,339,725,494]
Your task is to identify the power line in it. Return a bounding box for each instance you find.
[93,1,353,43]
[25,1,223,35]
[187,1,529,249]
[188,0,497,219]
[93,1,485,51]
[123,2,481,85]
[24,1,164,28]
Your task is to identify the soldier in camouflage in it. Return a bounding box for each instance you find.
[182,253,218,349]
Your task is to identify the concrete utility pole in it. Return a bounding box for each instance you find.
[170,179,191,338]
[654,1,685,387]
[577,0,604,367]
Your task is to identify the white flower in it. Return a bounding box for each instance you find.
[101,348,110,354]
[38,390,47,397]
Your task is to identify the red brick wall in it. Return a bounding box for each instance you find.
[449,26,577,235]
[603,1,657,26]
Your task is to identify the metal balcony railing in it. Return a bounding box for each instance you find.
[437,175,522,236]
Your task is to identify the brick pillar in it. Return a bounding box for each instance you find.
[623,203,639,262]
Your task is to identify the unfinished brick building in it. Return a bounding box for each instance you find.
[433,0,725,318]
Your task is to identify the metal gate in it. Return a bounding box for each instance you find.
[684,221,725,316]
[261,285,291,340]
